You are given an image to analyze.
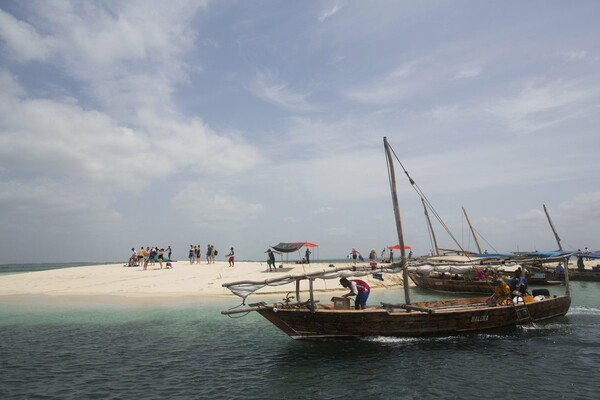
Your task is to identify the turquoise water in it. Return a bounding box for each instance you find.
[0,262,117,276]
[0,283,599,399]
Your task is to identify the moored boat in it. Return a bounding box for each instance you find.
[408,271,495,294]
[221,137,572,340]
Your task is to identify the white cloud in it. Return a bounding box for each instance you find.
[248,71,315,112]
[454,68,481,80]
[0,9,53,62]
[314,206,334,215]
[324,227,352,236]
[171,184,265,225]
[0,1,599,262]
[557,192,600,222]
[318,3,342,22]
[0,178,121,229]
[561,50,587,61]
[3,1,206,120]
[484,80,600,134]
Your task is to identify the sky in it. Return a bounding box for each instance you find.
[0,0,599,264]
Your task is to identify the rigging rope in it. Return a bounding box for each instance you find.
[388,144,468,257]
[472,226,499,254]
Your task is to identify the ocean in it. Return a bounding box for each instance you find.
[0,265,599,399]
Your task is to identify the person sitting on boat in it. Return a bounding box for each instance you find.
[474,268,486,281]
[514,267,522,279]
[487,279,511,304]
[577,256,585,271]
[339,277,371,310]
[554,262,564,279]
[510,276,528,298]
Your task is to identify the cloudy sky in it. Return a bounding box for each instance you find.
[1,1,599,264]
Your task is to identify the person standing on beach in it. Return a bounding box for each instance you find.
[227,247,235,267]
[139,246,145,267]
[305,248,311,264]
[266,248,277,271]
[188,245,194,264]
[167,246,172,261]
[206,244,217,264]
[369,248,376,262]
[129,248,137,266]
[142,247,150,270]
[157,248,164,269]
[351,248,358,264]
[149,247,157,266]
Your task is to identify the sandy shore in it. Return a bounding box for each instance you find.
[0,260,405,301]
[2,257,593,303]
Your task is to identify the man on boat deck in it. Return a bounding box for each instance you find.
[509,275,528,298]
[339,277,371,310]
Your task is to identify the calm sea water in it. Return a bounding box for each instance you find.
[0,275,598,399]
[0,262,118,276]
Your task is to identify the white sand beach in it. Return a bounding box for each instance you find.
[1,257,594,303]
[0,260,406,301]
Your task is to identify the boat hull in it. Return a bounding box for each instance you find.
[409,272,495,294]
[568,271,600,282]
[256,296,571,340]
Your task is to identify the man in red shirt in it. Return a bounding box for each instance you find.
[339,277,371,310]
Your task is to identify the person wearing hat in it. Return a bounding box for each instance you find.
[339,277,371,310]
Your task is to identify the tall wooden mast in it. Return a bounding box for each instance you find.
[422,198,439,256]
[543,204,562,251]
[383,137,410,304]
[543,204,569,296]
[462,206,482,254]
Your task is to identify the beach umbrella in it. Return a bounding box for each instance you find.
[388,244,412,250]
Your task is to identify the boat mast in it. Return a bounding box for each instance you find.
[543,204,562,251]
[462,206,482,254]
[383,137,411,304]
[543,204,569,296]
[543,204,571,296]
[422,198,440,256]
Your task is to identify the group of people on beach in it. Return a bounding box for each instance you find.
[128,246,173,270]
[128,244,237,269]
[189,244,216,264]
[187,245,235,267]
[350,247,412,265]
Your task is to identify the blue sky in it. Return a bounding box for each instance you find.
[0,1,599,263]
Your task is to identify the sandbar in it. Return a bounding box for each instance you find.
[0,260,405,302]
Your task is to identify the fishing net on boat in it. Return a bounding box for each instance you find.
[408,264,506,274]
[223,265,394,300]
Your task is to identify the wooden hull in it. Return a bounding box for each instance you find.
[569,271,600,282]
[256,296,570,340]
[409,272,494,294]
[526,270,600,282]
[524,271,563,285]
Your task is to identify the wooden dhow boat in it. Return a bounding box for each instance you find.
[221,137,572,340]
[407,253,568,295]
[408,271,496,294]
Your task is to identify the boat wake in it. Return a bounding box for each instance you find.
[363,334,511,345]
[567,305,600,315]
